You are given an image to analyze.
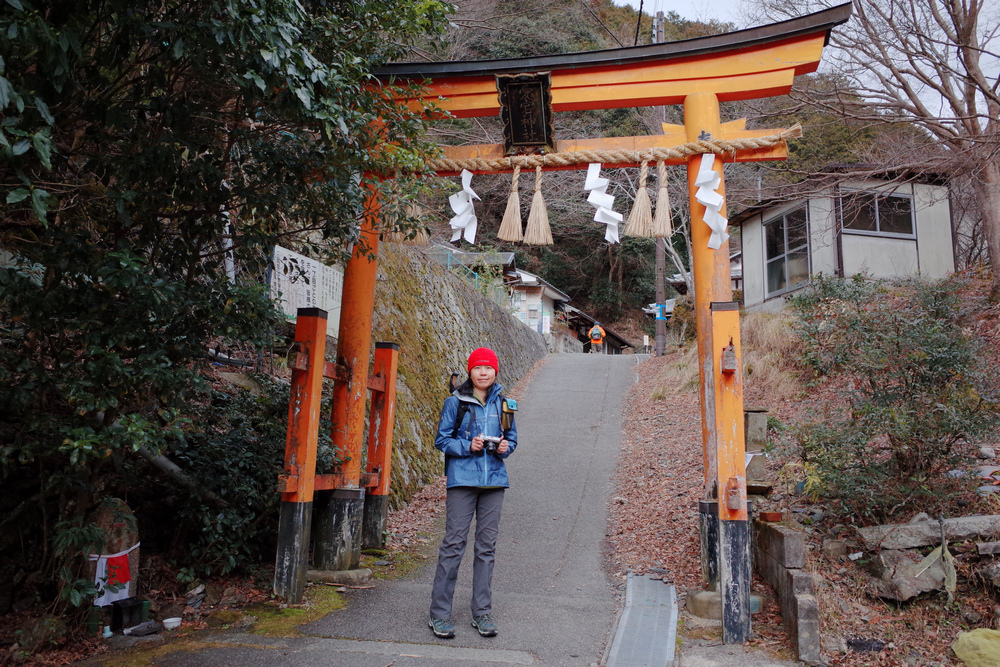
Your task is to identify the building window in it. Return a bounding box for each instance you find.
[841,191,914,236]
[764,206,809,296]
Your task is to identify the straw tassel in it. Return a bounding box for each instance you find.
[624,159,653,238]
[523,166,553,245]
[384,202,429,245]
[405,202,430,245]
[652,161,673,238]
[497,165,524,242]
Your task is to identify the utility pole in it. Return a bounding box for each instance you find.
[654,11,667,357]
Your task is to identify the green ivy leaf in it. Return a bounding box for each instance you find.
[0,76,13,108]
[32,131,52,169]
[6,187,29,203]
[31,187,52,223]
[34,97,54,125]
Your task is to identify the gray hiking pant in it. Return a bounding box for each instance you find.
[430,486,505,620]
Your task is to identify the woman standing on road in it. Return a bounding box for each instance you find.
[428,347,517,640]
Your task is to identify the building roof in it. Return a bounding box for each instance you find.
[423,244,516,272]
[729,165,952,226]
[511,270,571,303]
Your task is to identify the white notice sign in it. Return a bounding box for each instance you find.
[270,246,343,336]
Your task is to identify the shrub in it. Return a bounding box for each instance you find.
[668,296,696,342]
[789,275,1000,522]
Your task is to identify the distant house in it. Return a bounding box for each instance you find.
[425,244,633,353]
[509,269,568,334]
[731,171,955,311]
[509,270,634,354]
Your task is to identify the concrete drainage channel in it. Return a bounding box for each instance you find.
[606,573,679,667]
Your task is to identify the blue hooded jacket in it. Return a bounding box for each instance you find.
[435,380,517,488]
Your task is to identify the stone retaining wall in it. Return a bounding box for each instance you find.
[754,519,821,663]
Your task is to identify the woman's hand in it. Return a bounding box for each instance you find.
[497,438,509,455]
[470,435,484,453]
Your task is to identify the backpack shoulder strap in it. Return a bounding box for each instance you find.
[451,400,471,439]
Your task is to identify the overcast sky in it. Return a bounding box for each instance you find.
[610,0,749,27]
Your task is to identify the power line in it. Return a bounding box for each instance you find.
[633,0,644,45]
[579,0,625,48]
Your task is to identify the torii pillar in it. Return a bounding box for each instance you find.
[312,184,381,572]
[683,92,750,642]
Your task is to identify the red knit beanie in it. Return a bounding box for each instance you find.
[467,347,499,375]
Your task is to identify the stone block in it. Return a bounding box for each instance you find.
[684,589,762,620]
[793,593,821,663]
[858,515,1000,550]
[686,589,722,620]
[307,568,373,586]
[746,453,766,480]
[755,519,805,569]
[867,549,945,602]
[822,538,848,560]
[744,410,768,449]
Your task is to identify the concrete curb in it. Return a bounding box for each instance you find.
[606,573,678,667]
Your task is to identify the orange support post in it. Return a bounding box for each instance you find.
[712,303,747,523]
[711,302,750,642]
[362,342,399,548]
[314,182,382,572]
[684,91,732,495]
[331,183,381,485]
[274,308,328,603]
[684,92,750,643]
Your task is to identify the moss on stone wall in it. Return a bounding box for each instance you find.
[371,244,547,506]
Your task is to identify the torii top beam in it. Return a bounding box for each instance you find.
[374,4,851,118]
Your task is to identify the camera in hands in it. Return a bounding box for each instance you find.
[481,435,502,455]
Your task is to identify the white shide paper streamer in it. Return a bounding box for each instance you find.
[583,163,622,244]
[693,154,730,250]
[449,169,480,244]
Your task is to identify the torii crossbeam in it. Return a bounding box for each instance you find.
[274,3,851,643]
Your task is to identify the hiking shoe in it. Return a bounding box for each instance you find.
[429,618,455,639]
[471,614,498,637]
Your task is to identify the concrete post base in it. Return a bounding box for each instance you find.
[274,501,313,603]
[686,589,762,620]
[313,489,365,571]
[362,494,390,550]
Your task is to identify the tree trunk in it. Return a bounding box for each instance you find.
[973,159,1000,301]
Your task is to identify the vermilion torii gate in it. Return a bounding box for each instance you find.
[274,3,850,643]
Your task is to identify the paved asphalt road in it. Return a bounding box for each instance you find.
[149,353,639,667]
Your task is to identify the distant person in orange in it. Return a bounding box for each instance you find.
[588,322,606,353]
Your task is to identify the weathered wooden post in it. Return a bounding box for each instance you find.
[710,301,749,642]
[362,342,400,548]
[313,184,381,571]
[684,91,750,642]
[274,308,327,602]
